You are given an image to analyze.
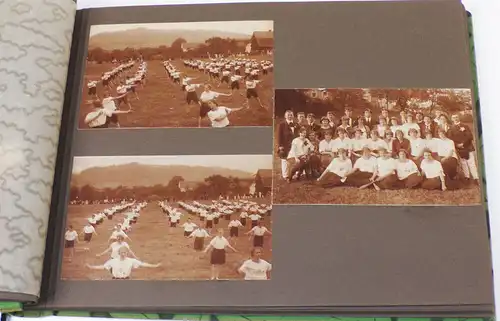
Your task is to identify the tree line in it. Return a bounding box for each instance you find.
[275,88,474,121]
[88,37,249,63]
[70,174,254,203]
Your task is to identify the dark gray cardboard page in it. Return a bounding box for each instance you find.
[44,0,493,313]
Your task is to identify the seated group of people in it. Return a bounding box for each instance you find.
[277,108,480,191]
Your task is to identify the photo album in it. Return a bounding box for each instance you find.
[0,0,494,316]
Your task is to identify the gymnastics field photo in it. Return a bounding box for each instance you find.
[61,155,272,281]
[80,21,274,129]
[273,88,482,205]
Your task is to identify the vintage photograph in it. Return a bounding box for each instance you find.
[80,21,274,129]
[62,155,272,281]
[273,88,482,205]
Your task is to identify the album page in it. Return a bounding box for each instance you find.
[0,0,76,303]
[37,0,493,315]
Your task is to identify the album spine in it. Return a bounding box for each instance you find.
[37,8,91,304]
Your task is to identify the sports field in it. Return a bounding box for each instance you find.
[60,198,272,280]
[78,57,274,128]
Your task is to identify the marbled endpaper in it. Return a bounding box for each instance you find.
[0,0,76,297]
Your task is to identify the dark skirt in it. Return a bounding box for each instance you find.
[225,215,231,221]
[346,171,372,187]
[210,248,226,265]
[231,81,240,90]
[214,217,219,225]
[240,217,246,226]
[186,91,199,104]
[246,88,258,99]
[251,220,258,228]
[200,216,205,221]
[221,76,229,83]
[206,220,213,228]
[84,233,92,242]
[194,237,204,251]
[200,102,210,118]
[65,240,75,248]
[253,235,264,247]
[107,215,113,220]
[230,227,239,237]
[170,222,177,227]
[184,230,192,237]
[88,87,97,95]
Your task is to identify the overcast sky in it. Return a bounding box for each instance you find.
[89,21,273,37]
[72,155,272,174]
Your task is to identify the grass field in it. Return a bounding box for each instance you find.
[78,57,274,128]
[272,156,482,205]
[61,198,272,280]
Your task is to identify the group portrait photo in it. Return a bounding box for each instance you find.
[273,88,482,205]
[62,155,272,281]
[79,20,274,129]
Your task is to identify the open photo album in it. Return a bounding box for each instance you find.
[0,0,494,316]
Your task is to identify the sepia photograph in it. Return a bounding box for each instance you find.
[80,21,274,129]
[62,155,272,281]
[273,88,482,205]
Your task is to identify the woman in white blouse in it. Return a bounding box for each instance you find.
[350,128,368,162]
[332,128,352,157]
[401,113,421,139]
[408,128,425,167]
[203,228,238,280]
[367,130,388,157]
[345,147,377,188]
[370,148,398,191]
[395,150,422,189]
[436,129,459,179]
[286,127,314,182]
[318,130,335,170]
[316,148,353,188]
[382,130,394,156]
[420,149,449,191]
[422,130,439,157]
[238,247,272,281]
[246,221,272,248]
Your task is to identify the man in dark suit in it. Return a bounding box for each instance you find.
[306,113,321,134]
[419,115,436,138]
[449,114,479,184]
[361,108,376,130]
[277,110,299,180]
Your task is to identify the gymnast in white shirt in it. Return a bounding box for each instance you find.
[370,148,398,191]
[203,229,237,280]
[395,150,423,189]
[238,247,271,281]
[317,148,352,187]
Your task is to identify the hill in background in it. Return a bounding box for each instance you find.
[71,163,255,188]
[89,28,251,50]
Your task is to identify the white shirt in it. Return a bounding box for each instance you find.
[110,241,130,259]
[420,160,445,179]
[83,225,95,234]
[238,259,272,280]
[110,230,127,240]
[200,91,219,102]
[326,158,353,176]
[182,222,197,232]
[251,226,268,236]
[88,81,97,88]
[209,236,230,250]
[208,107,231,128]
[332,138,352,152]
[401,123,421,138]
[103,258,145,278]
[423,138,440,153]
[249,214,261,221]
[409,137,425,157]
[396,159,419,180]
[240,212,248,218]
[245,80,260,89]
[436,138,457,158]
[288,137,314,158]
[377,157,397,177]
[367,139,388,153]
[102,97,116,112]
[319,139,336,153]
[229,220,243,228]
[116,85,127,94]
[191,229,209,238]
[186,84,201,92]
[65,230,78,241]
[351,138,369,152]
[354,156,377,173]
[231,75,243,82]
